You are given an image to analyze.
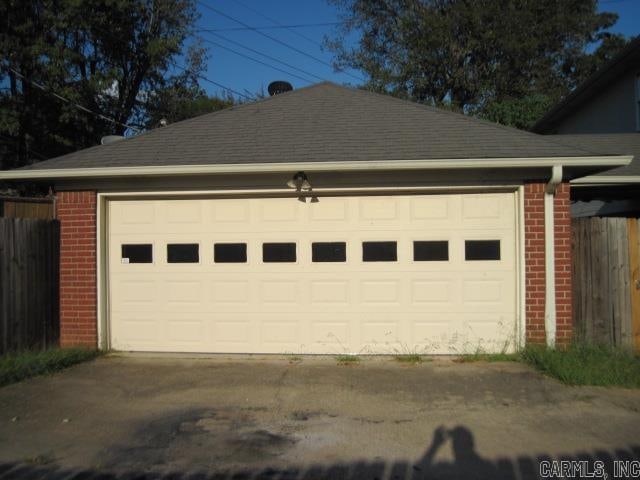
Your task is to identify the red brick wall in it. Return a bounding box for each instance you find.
[554,183,572,346]
[524,182,573,346]
[57,191,98,347]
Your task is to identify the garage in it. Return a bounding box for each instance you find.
[107,192,518,354]
[2,81,621,351]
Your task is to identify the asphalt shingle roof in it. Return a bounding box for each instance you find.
[550,133,640,177]
[21,82,596,171]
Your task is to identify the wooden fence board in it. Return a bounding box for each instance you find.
[572,216,636,350]
[0,218,60,354]
[630,218,640,351]
[0,197,54,220]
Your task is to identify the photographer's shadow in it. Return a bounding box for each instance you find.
[411,425,506,480]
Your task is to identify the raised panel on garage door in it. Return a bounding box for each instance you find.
[108,193,518,354]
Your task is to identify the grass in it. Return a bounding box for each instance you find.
[285,355,303,364]
[394,354,424,364]
[456,352,519,363]
[335,354,360,365]
[458,344,640,389]
[0,347,101,388]
[520,344,640,389]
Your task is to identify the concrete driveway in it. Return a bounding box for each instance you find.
[0,355,638,480]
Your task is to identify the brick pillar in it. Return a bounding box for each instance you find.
[524,182,573,346]
[554,183,572,346]
[57,191,98,347]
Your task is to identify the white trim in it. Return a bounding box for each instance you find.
[96,194,102,348]
[97,186,524,354]
[544,165,562,349]
[97,185,521,198]
[571,175,640,185]
[517,185,526,349]
[96,194,107,350]
[0,156,631,180]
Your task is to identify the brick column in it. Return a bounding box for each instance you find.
[524,182,573,346]
[554,183,572,346]
[56,191,98,347]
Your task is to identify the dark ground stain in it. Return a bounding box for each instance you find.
[290,410,329,422]
[98,407,298,472]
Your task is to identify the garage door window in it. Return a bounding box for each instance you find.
[312,242,346,262]
[121,244,153,264]
[167,243,200,263]
[362,241,397,262]
[214,243,247,263]
[413,241,448,261]
[263,243,296,262]
[465,240,500,261]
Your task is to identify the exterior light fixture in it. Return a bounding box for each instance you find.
[286,171,308,190]
[288,171,318,203]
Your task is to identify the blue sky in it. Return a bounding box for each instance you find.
[194,0,640,99]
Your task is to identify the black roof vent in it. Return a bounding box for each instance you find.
[268,81,293,96]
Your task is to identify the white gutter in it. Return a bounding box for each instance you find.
[571,175,640,185]
[0,156,631,180]
[544,165,563,349]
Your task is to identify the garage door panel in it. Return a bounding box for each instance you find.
[108,193,518,354]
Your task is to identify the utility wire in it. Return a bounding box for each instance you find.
[7,67,142,133]
[72,21,255,101]
[203,31,327,82]
[196,22,344,32]
[197,0,364,82]
[228,0,330,48]
[166,58,256,100]
[200,37,315,84]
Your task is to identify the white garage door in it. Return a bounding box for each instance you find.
[107,193,518,354]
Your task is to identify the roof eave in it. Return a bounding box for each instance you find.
[571,174,640,186]
[0,156,631,181]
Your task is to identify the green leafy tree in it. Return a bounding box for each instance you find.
[327,0,628,126]
[0,0,216,169]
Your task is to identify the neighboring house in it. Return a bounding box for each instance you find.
[533,35,640,217]
[0,83,630,355]
[533,36,640,135]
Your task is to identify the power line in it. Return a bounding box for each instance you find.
[82,22,256,101]
[197,0,364,82]
[228,0,330,48]
[7,67,142,133]
[203,31,327,82]
[200,37,315,84]
[166,58,256,100]
[196,22,344,32]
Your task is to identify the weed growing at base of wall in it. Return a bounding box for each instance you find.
[0,348,101,387]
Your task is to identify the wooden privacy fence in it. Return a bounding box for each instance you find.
[572,217,640,350]
[0,196,55,220]
[0,218,60,354]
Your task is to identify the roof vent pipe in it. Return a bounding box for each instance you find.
[100,135,125,145]
[268,81,293,96]
[544,164,563,348]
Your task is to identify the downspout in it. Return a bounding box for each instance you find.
[544,165,563,348]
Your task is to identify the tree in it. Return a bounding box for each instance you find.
[327,0,628,127]
[0,0,213,169]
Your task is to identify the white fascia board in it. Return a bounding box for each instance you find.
[0,155,631,180]
[571,175,640,185]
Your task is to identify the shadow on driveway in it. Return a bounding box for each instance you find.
[1,425,638,479]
